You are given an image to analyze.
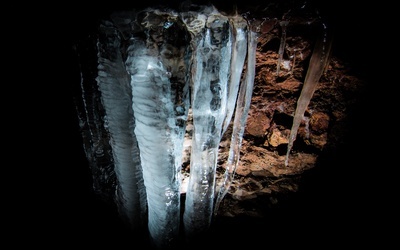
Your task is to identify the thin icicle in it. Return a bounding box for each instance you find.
[221,13,248,136]
[285,23,332,167]
[276,20,289,75]
[214,22,259,216]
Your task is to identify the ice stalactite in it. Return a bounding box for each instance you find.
[214,20,259,215]
[125,9,191,249]
[182,6,233,241]
[73,39,116,201]
[276,19,289,75]
[73,1,333,248]
[221,14,248,135]
[285,23,332,167]
[96,20,146,229]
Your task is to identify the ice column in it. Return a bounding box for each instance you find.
[96,20,146,228]
[125,9,190,249]
[182,8,232,240]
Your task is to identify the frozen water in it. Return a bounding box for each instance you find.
[124,9,191,248]
[72,1,330,248]
[221,14,248,136]
[214,26,258,215]
[285,21,332,167]
[97,20,146,228]
[182,8,232,239]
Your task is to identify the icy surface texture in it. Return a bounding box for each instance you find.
[182,6,234,239]
[124,8,191,248]
[97,20,146,229]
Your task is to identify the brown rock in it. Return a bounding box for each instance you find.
[277,77,302,92]
[245,111,270,137]
[267,128,290,147]
[310,112,330,134]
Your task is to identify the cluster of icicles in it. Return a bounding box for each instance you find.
[74,3,331,249]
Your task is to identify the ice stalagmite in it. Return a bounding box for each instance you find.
[125,9,190,249]
[182,6,232,240]
[214,21,259,215]
[285,24,332,166]
[96,20,146,229]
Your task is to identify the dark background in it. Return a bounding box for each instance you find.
[61,0,384,248]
